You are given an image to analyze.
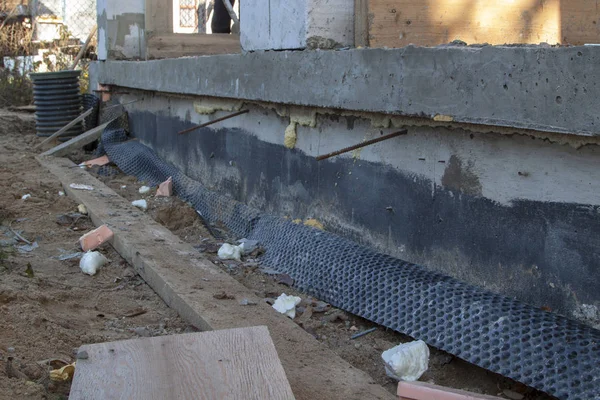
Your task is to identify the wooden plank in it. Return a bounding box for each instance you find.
[367,0,600,48]
[145,0,173,35]
[40,121,110,157]
[35,155,396,400]
[34,108,93,150]
[147,33,241,59]
[355,0,369,47]
[70,327,295,400]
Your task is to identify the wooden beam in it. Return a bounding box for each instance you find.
[366,0,600,48]
[35,155,396,400]
[34,108,93,150]
[147,33,241,59]
[70,24,97,70]
[40,121,110,157]
[70,327,295,400]
[354,0,369,47]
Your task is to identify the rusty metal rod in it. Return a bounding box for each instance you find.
[316,129,408,161]
[178,109,250,135]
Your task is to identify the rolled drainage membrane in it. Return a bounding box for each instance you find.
[98,111,600,400]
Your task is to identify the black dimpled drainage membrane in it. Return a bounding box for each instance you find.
[98,114,600,400]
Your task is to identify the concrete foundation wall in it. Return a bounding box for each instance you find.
[113,91,600,328]
[98,46,600,136]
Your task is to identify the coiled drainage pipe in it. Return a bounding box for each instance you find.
[97,112,599,400]
[30,71,83,140]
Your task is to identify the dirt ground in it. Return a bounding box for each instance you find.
[0,111,193,400]
[0,109,555,399]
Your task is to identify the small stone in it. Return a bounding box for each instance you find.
[349,325,359,332]
[76,350,89,360]
[354,343,361,349]
[7,347,15,353]
[131,327,151,337]
[213,291,235,300]
[324,311,348,323]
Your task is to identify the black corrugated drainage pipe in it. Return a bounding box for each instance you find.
[30,70,82,140]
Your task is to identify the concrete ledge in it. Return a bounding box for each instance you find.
[96,46,600,136]
[36,155,395,400]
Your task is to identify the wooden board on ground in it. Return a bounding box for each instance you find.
[70,326,295,400]
[41,121,110,157]
[147,33,241,59]
[36,155,395,400]
[366,0,600,48]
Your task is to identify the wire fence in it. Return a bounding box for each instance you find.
[30,0,96,43]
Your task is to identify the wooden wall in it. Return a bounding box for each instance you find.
[361,0,600,48]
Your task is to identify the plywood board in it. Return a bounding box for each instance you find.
[367,0,600,47]
[145,0,173,34]
[70,327,295,400]
[147,33,241,58]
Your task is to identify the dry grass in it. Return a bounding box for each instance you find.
[0,15,93,107]
[0,17,34,57]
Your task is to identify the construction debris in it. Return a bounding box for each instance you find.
[156,177,173,197]
[69,183,94,191]
[213,291,235,300]
[17,242,38,253]
[56,252,84,261]
[80,155,110,167]
[274,273,294,286]
[138,186,151,194]
[131,199,148,210]
[79,225,114,251]
[79,251,109,275]
[351,327,377,340]
[50,362,76,382]
[272,293,302,318]
[382,340,430,382]
[397,381,503,400]
[238,238,260,255]
[217,243,243,261]
[239,298,258,306]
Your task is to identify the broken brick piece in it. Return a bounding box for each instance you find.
[156,176,173,197]
[83,155,110,167]
[398,381,503,400]
[79,224,114,252]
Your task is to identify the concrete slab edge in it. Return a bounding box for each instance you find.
[95,46,600,136]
